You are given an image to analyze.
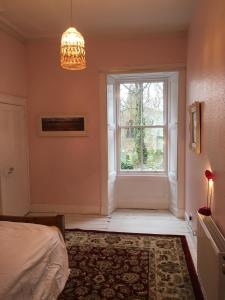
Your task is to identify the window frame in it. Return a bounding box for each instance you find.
[116,77,168,175]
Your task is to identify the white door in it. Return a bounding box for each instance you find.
[0,102,30,215]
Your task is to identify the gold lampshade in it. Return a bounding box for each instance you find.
[60,27,86,70]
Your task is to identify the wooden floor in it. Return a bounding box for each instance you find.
[29,209,197,268]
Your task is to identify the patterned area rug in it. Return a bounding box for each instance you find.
[59,230,203,300]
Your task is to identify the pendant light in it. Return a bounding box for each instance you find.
[60,0,86,70]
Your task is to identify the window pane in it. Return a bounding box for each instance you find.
[120,83,142,126]
[143,128,164,171]
[120,128,141,170]
[143,82,164,125]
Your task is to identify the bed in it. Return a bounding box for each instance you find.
[0,215,69,300]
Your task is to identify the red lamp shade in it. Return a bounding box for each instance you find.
[205,170,214,180]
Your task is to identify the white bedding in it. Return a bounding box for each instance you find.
[0,221,70,300]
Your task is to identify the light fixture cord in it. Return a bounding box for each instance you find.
[70,0,73,26]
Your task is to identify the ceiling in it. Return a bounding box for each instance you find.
[0,0,196,40]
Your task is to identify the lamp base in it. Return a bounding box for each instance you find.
[198,206,211,216]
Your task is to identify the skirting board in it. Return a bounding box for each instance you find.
[30,204,100,215]
[100,204,117,216]
[169,204,185,219]
[117,202,169,210]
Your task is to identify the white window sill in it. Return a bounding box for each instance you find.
[116,172,168,178]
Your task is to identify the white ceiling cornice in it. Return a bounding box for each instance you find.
[0,0,196,41]
[0,16,25,42]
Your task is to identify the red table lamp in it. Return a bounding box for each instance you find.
[198,170,214,216]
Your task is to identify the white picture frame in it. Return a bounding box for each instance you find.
[39,114,87,136]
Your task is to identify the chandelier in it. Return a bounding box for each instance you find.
[60,0,86,70]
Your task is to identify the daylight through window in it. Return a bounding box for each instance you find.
[118,79,167,172]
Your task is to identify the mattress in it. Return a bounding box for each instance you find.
[0,221,69,300]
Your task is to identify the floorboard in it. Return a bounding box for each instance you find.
[28,209,197,268]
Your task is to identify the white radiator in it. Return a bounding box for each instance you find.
[197,213,225,300]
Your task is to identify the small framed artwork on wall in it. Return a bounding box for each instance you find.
[189,101,201,154]
[39,115,87,136]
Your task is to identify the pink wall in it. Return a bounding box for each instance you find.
[0,31,27,96]
[186,0,225,234]
[27,34,187,212]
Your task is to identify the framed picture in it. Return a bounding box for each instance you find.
[189,102,201,154]
[39,115,87,136]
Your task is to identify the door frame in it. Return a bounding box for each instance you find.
[0,93,26,106]
[0,93,30,214]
